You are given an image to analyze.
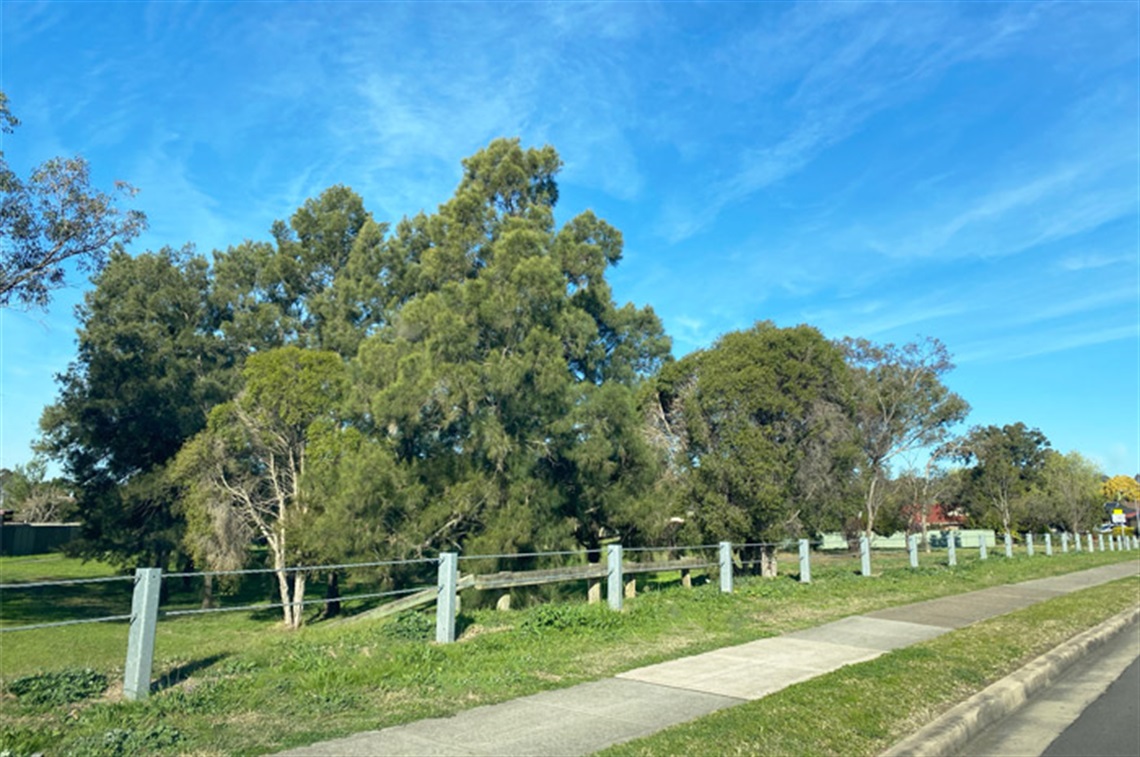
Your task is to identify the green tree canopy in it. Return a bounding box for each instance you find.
[211,185,388,356]
[350,138,671,559]
[39,246,232,566]
[841,336,969,539]
[1036,450,1103,534]
[954,422,1051,534]
[647,322,859,544]
[0,92,146,309]
[175,346,349,628]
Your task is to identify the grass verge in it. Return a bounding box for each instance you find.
[1,549,1136,755]
[601,575,1140,757]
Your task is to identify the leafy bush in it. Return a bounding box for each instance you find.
[382,611,435,641]
[74,724,182,757]
[5,667,107,706]
[519,602,623,634]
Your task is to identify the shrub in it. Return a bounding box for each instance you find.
[519,602,623,634]
[382,611,435,641]
[6,667,107,707]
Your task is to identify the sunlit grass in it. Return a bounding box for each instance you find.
[602,576,1140,757]
[1,548,1136,755]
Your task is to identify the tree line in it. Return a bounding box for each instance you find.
[2,96,1130,627]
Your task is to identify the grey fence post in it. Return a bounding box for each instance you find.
[124,568,162,701]
[719,541,733,593]
[798,539,811,583]
[607,544,624,611]
[1004,532,1013,558]
[1087,533,1094,552]
[1061,532,1069,553]
[947,533,957,566]
[908,533,919,568]
[1075,532,1082,552]
[979,536,987,560]
[1109,534,1116,551]
[1045,533,1052,556]
[860,535,871,577]
[1026,533,1034,557]
[1097,533,1105,552]
[435,552,458,644]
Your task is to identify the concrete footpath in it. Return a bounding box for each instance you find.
[278,561,1139,757]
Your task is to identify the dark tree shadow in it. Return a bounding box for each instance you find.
[152,653,228,693]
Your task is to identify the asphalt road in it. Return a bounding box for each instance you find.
[1041,652,1139,757]
[958,621,1140,757]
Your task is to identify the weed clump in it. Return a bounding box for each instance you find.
[382,611,435,641]
[6,667,107,707]
[520,602,623,634]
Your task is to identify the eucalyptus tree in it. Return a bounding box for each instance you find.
[841,337,969,540]
[1036,450,1103,535]
[0,92,146,309]
[955,422,1051,534]
[175,346,348,629]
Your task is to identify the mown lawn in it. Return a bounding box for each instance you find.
[1,547,1136,756]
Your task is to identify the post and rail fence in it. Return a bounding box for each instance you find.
[2,530,1135,700]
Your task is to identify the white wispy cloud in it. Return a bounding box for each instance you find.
[958,322,1138,365]
[1057,253,1136,272]
[656,2,1138,243]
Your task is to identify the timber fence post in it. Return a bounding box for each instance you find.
[947,532,957,566]
[798,539,811,584]
[435,552,457,644]
[719,541,733,594]
[860,535,871,577]
[1061,532,1069,553]
[1026,533,1034,557]
[1087,533,1094,552]
[1098,533,1105,552]
[1045,533,1052,556]
[908,533,918,568]
[979,536,987,560]
[607,544,623,611]
[1004,533,1013,558]
[124,568,161,701]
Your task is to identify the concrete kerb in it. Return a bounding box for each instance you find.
[879,605,1140,757]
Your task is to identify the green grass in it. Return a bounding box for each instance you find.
[0,548,1136,756]
[601,575,1140,757]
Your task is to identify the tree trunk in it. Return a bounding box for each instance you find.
[324,572,341,619]
[863,475,879,543]
[201,572,216,610]
[759,545,778,578]
[268,535,296,629]
[274,565,294,628]
[290,572,306,630]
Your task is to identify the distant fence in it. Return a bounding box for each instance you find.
[1,531,1136,702]
[0,523,80,556]
[818,529,996,550]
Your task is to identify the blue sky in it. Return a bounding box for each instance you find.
[1,1,1137,477]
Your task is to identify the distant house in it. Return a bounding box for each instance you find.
[902,502,967,532]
